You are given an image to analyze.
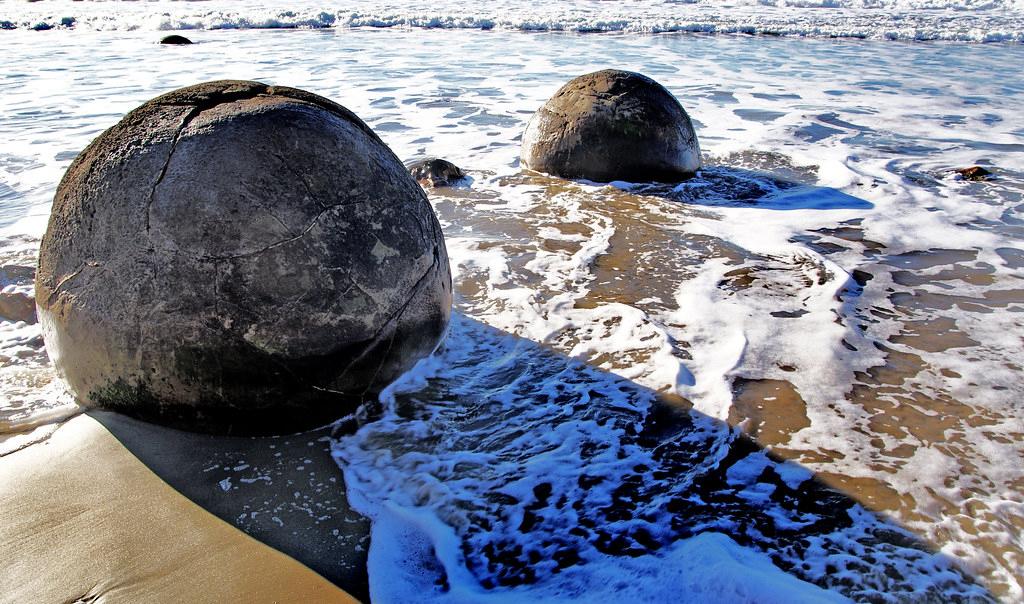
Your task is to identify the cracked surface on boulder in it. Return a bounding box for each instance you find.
[36,80,452,434]
[521,69,702,183]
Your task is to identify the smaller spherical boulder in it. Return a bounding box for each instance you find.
[160,35,193,45]
[521,69,701,183]
[405,157,466,188]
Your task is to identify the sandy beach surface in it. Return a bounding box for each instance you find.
[0,413,363,603]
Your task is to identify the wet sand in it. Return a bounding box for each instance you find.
[436,171,1024,598]
[0,413,365,603]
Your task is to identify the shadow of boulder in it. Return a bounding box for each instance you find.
[91,310,992,603]
[91,410,372,602]
[333,314,993,602]
[610,165,873,211]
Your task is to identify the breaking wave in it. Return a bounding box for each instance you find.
[2,0,1024,42]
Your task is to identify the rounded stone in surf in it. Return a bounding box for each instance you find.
[35,80,452,434]
[405,157,467,188]
[521,69,701,183]
[159,34,193,45]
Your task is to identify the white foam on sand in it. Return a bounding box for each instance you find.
[334,315,989,602]
[366,502,851,604]
[338,319,832,604]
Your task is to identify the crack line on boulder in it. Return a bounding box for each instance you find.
[345,278,379,305]
[332,245,441,387]
[195,204,340,261]
[409,206,430,244]
[154,82,384,146]
[212,259,221,318]
[196,197,405,262]
[360,325,398,398]
[271,151,329,210]
[45,261,100,304]
[145,106,201,233]
[258,202,299,238]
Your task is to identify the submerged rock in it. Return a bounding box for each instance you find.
[160,35,193,45]
[955,165,992,181]
[521,69,701,183]
[36,80,452,434]
[406,157,466,187]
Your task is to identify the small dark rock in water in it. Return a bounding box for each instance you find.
[36,80,452,434]
[160,35,193,45]
[0,291,36,324]
[955,166,992,180]
[851,269,873,287]
[521,69,701,183]
[405,157,466,187]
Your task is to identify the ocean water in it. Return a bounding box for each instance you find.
[1,2,1023,602]
[5,0,1024,42]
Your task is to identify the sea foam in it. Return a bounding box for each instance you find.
[2,0,1024,42]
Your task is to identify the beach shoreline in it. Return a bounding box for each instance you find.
[1,11,1022,602]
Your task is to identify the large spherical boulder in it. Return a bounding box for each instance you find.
[521,69,701,183]
[36,80,452,434]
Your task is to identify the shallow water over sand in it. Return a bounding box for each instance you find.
[1,25,1022,601]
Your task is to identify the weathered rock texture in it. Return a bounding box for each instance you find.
[405,157,466,188]
[36,80,452,434]
[521,69,701,183]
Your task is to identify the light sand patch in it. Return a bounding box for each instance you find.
[0,414,357,604]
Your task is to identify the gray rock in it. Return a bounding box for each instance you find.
[36,80,452,434]
[405,157,466,188]
[521,69,701,183]
[160,35,193,45]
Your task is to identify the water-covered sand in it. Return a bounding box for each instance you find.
[1,6,1023,603]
